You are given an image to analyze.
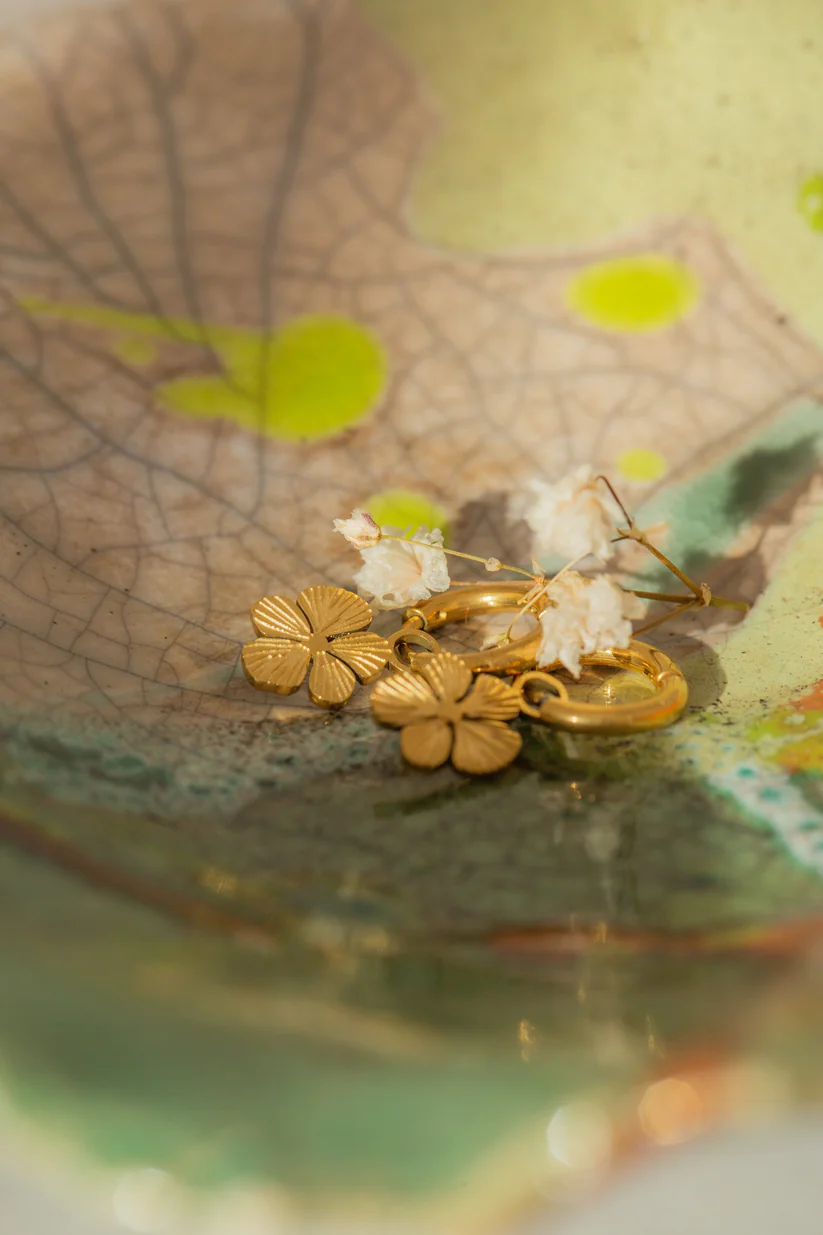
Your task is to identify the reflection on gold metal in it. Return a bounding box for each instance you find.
[373,629,687,774]
[242,585,390,708]
[546,1101,612,1174]
[401,582,691,732]
[518,1018,538,1062]
[302,915,395,963]
[568,665,658,707]
[638,1077,705,1145]
[516,670,570,719]
[646,1013,666,1059]
[386,623,441,672]
[371,651,522,774]
[241,578,689,772]
[199,867,239,896]
[399,583,688,738]
[399,581,552,675]
[516,640,688,736]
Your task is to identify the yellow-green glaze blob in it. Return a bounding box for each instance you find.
[566,255,699,332]
[159,316,386,441]
[616,446,668,483]
[365,489,450,539]
[361,0,823,343]
[114,336,158,366]
[20,297,386,442]
[798,174,823,233]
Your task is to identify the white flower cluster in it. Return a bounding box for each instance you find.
[334,514,450,609]
[333,465,646,672]
[508,465,620,563]
[506,465,645,675]
[353,525,450,610]
[536,571,646,678]
[332,509,381,551]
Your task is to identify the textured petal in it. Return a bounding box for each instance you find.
[297,585,372,637]
[400,719,453,769]
[416,652,473,704]
[242,638,310,694]
[308,650,357,709]
[452,720,522,775]
[462,674,522,723]
[354,528,450,610]
[251,595,310,640]
[333,509,381,550]
[330,631,391,683]
[370,671,439,728]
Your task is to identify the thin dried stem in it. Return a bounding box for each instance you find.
[496,553,591,645]
[382,536,537,582]
[613,531,702,598]
[384,469,749,655]
[600,473,718,603]
[498,581,550,644]
[629,588,750,611]
[633,598,700,637]
[596,473,635,528]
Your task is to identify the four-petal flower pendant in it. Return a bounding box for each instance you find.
[242,586,391,708]
[370,651,522,774]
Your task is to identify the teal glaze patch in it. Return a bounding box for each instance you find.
[630,398,823,587]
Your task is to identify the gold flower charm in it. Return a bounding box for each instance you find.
[371,651,522,775]
[242,586,390,708]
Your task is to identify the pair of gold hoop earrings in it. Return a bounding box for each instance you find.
[241,580,688,776]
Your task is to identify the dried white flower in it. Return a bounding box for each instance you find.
[333,508,382,551]
[509,466,619,562]
[536,571,645,678]
[354,525,450,610]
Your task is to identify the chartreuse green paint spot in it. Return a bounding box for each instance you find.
[566,254,700,332]
[19,297,386,442]
[159,316,386,441]
[798,174,823,233]
[365,489,450,540]
[114,336,158,366]
[616,448,667,483]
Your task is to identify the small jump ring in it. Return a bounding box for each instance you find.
[529,640,688,735]
[394,587,688,735]
[404,581,550,675]
[386,622,441,671]
[514,670,570,719]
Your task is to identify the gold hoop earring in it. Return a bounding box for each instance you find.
[390,582,688,732]
[242,581,689,756]
[385,625,441,672]
[515,641,688,735]
[371,642,688,775]
[392,580,551,675]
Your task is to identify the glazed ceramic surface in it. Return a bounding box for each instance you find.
[1,1,823,1230]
